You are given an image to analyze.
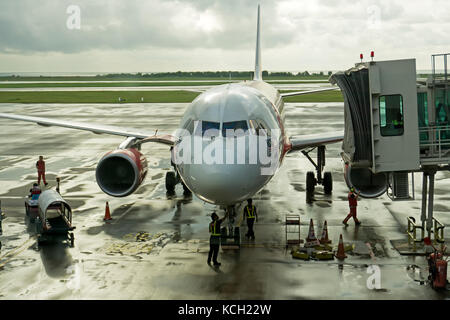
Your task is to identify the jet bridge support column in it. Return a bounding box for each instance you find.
[421,172,428,231]
[420,170,437,238]
[426,171,435,238]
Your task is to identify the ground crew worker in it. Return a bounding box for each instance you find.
[207,211,228,266]
[343,187,361,226]
[29,183,42,199]
[243,198,258,240]
[36,156,48,186]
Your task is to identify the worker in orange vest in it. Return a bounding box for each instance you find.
[243,198,258,240]
[36,156,48,186]
[343,187,361,226]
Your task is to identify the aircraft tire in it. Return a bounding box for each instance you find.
[323,171,333,194]
[306,171,315,193]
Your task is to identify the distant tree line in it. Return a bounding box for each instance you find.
[92,70,331,79]
[1,70,333,81]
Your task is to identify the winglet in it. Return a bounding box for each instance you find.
[253,5,262,81]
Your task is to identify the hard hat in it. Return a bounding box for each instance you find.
[211,212,218,220]
[350,187,355,192]
[424,237,432,245]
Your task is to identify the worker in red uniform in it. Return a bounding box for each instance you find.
[243,198,258,240]
[343,187,361,226]
[36,156,48,186]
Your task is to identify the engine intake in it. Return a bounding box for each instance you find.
[96,148,148,197]
[344,163,387,198]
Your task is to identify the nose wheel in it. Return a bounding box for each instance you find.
[303,146,333,202]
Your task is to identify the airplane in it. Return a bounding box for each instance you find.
[0,6,380,215]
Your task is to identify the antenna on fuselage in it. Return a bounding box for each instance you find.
[253,5,262,81]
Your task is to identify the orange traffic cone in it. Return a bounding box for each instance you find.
[305,219,320,247]
[335,234,347,260]
[320,221,331,244]
[103,202,112,221]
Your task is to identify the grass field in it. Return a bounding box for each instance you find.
[0,89,343,103]
[0,75,329,82]
[0,80,328,88]
[0,91,200,103]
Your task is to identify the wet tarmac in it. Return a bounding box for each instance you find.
[0,102,449,299]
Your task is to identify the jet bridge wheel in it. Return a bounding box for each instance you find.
[165,171,177,192]
[323,172,333,194]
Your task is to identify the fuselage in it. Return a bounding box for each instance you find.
[172,80,291,205]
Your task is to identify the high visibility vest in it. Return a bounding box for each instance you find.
[246,205,256,218]
[209,221,220,236]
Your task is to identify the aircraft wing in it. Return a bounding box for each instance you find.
[0,113,176,146]
[288,131,343,152]
[281,87,339,98]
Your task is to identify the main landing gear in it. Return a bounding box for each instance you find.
[165,171,191,195]
[302,145,332,203]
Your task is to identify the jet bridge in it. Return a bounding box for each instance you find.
[330,54,450,242]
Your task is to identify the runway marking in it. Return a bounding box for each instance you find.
[0,236,36,269]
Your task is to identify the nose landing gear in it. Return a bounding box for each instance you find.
[303,145,333,203]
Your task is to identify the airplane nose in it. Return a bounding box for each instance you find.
[176,135,275,205]
[186,163,263,205]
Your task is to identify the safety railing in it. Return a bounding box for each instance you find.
[407,217,424,246]
[433,217,445,244]
[419,125,450,160]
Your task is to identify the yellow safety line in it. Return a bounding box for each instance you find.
[0,236,36,269]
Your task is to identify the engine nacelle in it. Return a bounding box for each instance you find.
[344,163,387,198]
[96,148,148,197]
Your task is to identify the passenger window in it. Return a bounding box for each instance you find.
[222,120,248,137]
[379,95,404,136]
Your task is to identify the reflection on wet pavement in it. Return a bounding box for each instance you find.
[0,102,448,299]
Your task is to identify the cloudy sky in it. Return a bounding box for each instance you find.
[0,0,448,73]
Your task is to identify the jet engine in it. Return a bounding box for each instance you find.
[344,163,387,198]
[96,148,148,197]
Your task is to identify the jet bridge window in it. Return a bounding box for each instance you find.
[379,95,404,136]
[222,120,248,137]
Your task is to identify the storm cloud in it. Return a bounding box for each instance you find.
[0,0,449,72]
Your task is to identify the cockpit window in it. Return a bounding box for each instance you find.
[195,120,220,137]
[222,120,249,137]
[183,119,194,134]
[249,119,271,136]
